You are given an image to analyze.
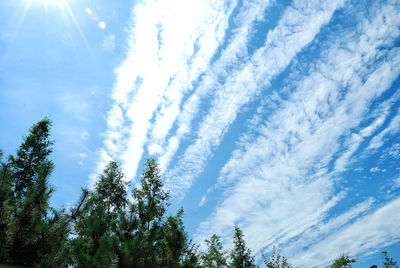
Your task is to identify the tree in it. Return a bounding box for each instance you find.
[382,251,398,268]
[330,254,356,268]
[0,119,72,267]
[123,159,170,267]
[229,225,255,268]
[95,161,128,218]
[263,246,293,268]
[134,158,169,232]
[202,234,228,268]
[0,150,13,262]
[71,161,128,267]
[158,208,200,268]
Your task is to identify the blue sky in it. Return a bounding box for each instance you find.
[1,0,400,266]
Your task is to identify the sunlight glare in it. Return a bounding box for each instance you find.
[30,0,67,5]
[98,21,106,29]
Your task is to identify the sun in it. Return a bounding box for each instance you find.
[9,0,95,61]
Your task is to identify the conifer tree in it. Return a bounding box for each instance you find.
[229,225,255,268]
[158,208,200,268]
[159,208,187,267]
[119,158,170,267]
[71,161,128,267]
[382,251,398,268]
[330,254,356,268]
[134,158,169,232]
[0,150,12,262]
[201,234,228,268]
[263,246,293,268]
[0,119,72,267]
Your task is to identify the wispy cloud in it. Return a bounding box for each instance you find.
[194,1,400,265]
[164,0,347,197]
[94,0,400,265]
[99,0,237,179]
[292,197,400,267]
[367,111,400,150]
[156,0,273,172]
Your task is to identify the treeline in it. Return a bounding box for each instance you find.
[0,119,398,268]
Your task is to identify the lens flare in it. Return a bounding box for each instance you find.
[98,21,106,29]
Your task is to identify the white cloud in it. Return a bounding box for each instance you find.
[370,167,381,173]
[164,0,347,197]
[147,143,164,155]
[100,0,237,179]
[195,0,400,263]
[93,0,400,264]
[199,195,206,207]
[394,177,400,188]
[333,111,389,173]
[368,111,400,150]
[156,0,273,171]
[283,198,374,255]
[388,144,400,160]
[292,197,400,267]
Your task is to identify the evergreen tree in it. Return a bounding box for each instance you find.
[382,251,398,268]
[0,119,72,267]
[117,159,169,267]
[181,239,201,268]
[71,161,128,267]
[229,225,255,268]
[263,246,293,268]
[134,158,169,232]
[201,234,227,268]
[0,150,12,262]
[330,254,356,268]
[158,208,200,268]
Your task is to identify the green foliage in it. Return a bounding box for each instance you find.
[229,225,255,268]
[263,246,293,268]
[134,158,170,232]
[9,119,54,203]
[70,161,128,267]
[0,119,72,267]
[158,208,200,268]
[382,251,398,268]
[330,254,356,268]
[118,159,172,267]
[0,151,12,262]
[70,158,198,268]
[202,234,228,268]
[2,120,400,268]
[369,251,399,268]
